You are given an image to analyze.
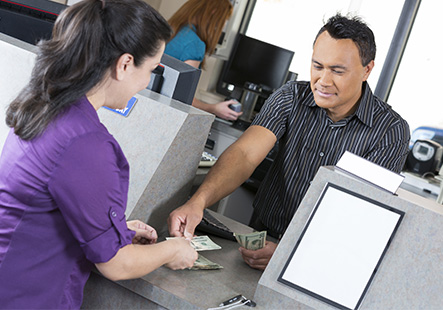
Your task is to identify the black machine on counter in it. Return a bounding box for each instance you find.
[405,139,443,175]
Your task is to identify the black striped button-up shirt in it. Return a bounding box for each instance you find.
[251,81,410,236]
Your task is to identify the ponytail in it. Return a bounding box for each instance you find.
[6,0,171,140]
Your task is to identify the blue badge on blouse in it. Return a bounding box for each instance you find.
[103,97,138,117]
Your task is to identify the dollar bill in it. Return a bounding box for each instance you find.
[166,235,221,251]
[234,231,267,250]
[189,254,223,270]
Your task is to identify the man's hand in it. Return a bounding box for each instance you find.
[239,241,278,270]
[167,201,204,239]
[127,220,158,244]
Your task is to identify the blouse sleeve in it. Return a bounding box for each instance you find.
[48,132,135,263]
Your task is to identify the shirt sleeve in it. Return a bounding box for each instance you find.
[48,132,135,263]
[252,82,296,139]
[364,118,411,173]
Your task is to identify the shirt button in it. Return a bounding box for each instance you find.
[111,211,117,218]
[319,152,324,157]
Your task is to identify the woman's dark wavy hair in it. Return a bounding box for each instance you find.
[314,13,376,66]
[6,0,171,140]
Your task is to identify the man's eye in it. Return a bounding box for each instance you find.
[333,70,344,74]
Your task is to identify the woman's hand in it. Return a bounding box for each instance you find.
[164,237,198,270]
[213,99,243,121]
[127,220,158,244]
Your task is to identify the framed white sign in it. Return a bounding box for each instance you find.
[278,183,404,310]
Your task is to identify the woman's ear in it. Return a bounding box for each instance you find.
[115,53,134,81]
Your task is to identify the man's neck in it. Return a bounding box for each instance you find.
[326,99,361,123]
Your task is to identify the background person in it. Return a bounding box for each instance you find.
[165,0,242,121]
[0,1,197,308]
[168,13,410,270]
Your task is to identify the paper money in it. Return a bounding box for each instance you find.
[190,254,223,270]
[234,231,267,250]
[190,235,222,251]
[166,235,221,251]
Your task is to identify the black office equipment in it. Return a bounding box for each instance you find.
[196,209,236,241]
[149,64,164,93]
[0,0,67,45]
[405,139,443,175]
[146,54,201,105]
[217,34,294,96]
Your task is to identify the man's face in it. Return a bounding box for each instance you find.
[310,31,374,122]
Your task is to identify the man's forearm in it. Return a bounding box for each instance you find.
[191,145,256,208]
[190,126,276,209]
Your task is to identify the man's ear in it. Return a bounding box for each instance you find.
[362,60,375,81]
[115,53,134,81]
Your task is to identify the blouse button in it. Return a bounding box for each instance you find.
[111,211,117,218]
[319,152,324,157]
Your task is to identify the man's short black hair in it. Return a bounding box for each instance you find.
[314,13,376,66]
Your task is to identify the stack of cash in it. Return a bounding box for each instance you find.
[190,254,223,270]
[234,231,267,250]
[189,235,222,251]
[166,235,221,251]
[166,235,223,270]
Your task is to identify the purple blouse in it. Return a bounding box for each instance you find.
[0,97,135,309]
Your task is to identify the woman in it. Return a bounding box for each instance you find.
[165,0,242,121]
[0,0,197,308]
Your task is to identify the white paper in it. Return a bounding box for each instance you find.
[336,151,404,194]
[281,185,401,309]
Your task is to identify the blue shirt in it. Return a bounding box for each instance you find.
[0,96,135,309]
[165,25,205,62]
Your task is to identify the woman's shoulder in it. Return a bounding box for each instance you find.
[165,25,205,62]
[43,98,113,151]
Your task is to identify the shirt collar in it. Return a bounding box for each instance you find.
[353,81,374,128]
[78,95,101,123]
[305,81,374,127]
[189,24,197,32]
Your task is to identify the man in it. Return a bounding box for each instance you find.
[168,14,410,270]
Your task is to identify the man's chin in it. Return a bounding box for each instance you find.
[313,96,335,109]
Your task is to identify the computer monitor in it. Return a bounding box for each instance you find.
[0,0,67,45]
[217,34,294,96]
[146,54,201,106]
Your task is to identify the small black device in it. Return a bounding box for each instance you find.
[405,139,443,175]
[149,64,164,93]
[228,101,242,112]
[196,210,236,241]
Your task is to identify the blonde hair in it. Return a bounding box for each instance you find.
[168,0,233,68]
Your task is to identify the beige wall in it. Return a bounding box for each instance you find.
[142,0,161,10]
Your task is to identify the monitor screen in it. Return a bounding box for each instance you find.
[220,34,294,93]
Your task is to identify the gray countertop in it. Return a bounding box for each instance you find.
[104,211,262,309]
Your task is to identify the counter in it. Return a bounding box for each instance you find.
[82,211,262,309]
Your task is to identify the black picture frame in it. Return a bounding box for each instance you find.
[278,183,404,310]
